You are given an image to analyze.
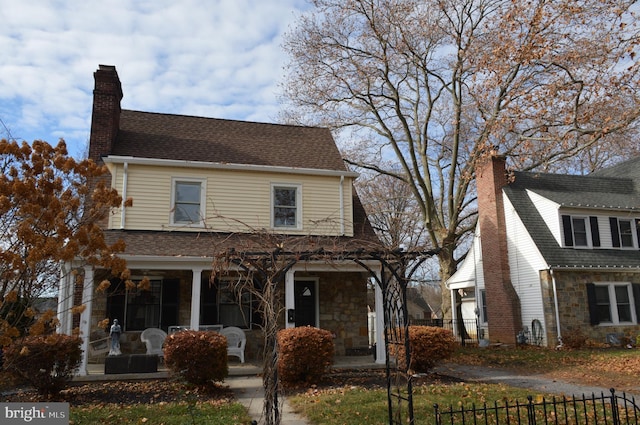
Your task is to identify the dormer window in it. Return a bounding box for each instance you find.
[561,215,599,248]
[610,217,637,249]
[171,178,206,226]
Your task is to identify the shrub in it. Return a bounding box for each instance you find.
[560,327,589,349]
[277,327,334,385]
[3,333,82,396]
[164,330,228,385]
[394,326,456,373]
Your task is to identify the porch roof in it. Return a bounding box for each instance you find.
[104,229,383,259]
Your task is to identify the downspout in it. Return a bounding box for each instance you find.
[120,161,128,229]
[549,268,563,348]
[339,176,345,235]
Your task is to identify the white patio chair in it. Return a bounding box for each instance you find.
[220,326,246,363]
[140,328,167,359]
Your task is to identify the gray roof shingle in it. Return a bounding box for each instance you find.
[504,157,640,269]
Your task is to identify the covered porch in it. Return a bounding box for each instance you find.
[58,255,386,375]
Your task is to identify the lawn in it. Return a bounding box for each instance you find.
[2,346,639,425]
[289,346,640,425]
[449,345,640,392]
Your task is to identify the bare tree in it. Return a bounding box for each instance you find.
[356,168,427,251]
[281,0,640,318]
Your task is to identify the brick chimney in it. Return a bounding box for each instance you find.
[476,154,522,344]
[88,65,122,163]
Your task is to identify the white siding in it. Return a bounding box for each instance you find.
[526,190,562,246]
[503,194,549,344]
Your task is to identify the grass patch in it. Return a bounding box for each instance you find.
[450,346,640,391]
[290,382,557,425]
[71,401,251,424]
[291,346,640,425]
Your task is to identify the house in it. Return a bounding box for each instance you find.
[446,154,640,347]
[57,65,384,374]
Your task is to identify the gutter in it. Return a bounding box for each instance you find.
[104,155,360,178]
[339,175,345,235]
[120,161,128,229]
[549,268,563,348]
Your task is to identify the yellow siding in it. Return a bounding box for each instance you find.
[108,163,354,237]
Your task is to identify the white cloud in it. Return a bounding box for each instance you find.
[0,0,308,156]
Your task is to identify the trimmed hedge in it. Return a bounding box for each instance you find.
[163,330,228,384]
[277,326,334,385]
[395,325,456,373]
[3,333,82,396]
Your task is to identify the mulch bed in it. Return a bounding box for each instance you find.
[1,368,462,406]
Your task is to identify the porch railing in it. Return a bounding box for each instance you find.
[434,388,640,425]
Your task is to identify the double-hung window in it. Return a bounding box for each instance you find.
[171,178,205,226]
[587,282,639,325]
[610,217,638,249]
[272,184,301,229]
[561,215,599,248]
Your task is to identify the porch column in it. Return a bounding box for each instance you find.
[56,262,73,336]
[78,266,94,376]
[285,269,295,329]
[374,271,386,364]
[190,268,203,330]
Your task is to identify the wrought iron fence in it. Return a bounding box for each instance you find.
[434,388,640,425]
[410,319,480,346]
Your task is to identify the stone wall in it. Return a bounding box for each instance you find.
[314,271,370,356]
[543,270,640,346]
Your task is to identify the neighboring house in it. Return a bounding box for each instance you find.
[446,155,640,347]
[57,65,383,374]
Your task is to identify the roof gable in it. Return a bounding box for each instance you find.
[111,110,348,172]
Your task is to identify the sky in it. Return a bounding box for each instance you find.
[0,0,309,158]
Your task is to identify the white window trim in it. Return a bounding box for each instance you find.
[170,177,206,227]
[615,218,638,249]
[271,183,302,230]
[570,216,592,249]
[594,282,636,326]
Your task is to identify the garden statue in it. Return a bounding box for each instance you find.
[109,319,122,356]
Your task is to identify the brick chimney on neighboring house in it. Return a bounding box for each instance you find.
[88,65,122,163]
[476,154,522,344]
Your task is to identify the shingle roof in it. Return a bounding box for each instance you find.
[112,110,349,172]
[504,157,640,269]
[509,169,640,211]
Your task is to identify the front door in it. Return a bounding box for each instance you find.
[294,280,317,327]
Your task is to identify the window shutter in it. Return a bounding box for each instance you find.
[633,284,640,324]
[562,215,573,247]
[635,219,640,250]
[586,283,600,326]
[609,217,620,248]
[589,216,600,247]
